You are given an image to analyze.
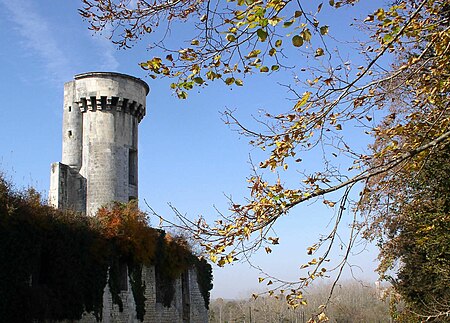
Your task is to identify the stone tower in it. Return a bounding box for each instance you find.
[49,72,149,215]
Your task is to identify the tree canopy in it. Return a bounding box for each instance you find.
[79,0,450,320]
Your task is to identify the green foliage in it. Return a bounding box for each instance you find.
[0,179,108,322]
[373,147,450,320]
[0,176,213,322]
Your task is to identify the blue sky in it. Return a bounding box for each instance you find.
[0,0,383,299]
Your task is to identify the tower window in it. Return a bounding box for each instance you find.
[129,149,137,185]
[68,106,72,112]
[68,130,72,138]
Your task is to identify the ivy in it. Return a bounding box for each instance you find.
[128,262,146,321]
[194,257,213,309]
[0,176,213,322]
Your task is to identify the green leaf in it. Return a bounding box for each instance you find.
[257,28,268,42]
[260,66,269,72]
[294,10,302,18]
[292,35,304,47]
[383,33,393,43]
[260,18,268,27]
[320,25,329,36]
[275,39,282,47]
[191,39,200,45]
[269,48,276,56]
[271,65,280,71]
[182,81,194,90]
[193,77,204,84]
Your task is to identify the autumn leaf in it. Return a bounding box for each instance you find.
[320,25,329,35]
[315,48,324,57]
[292,35,304,47]
[294,92,311,110]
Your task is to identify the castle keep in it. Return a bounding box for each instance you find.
[47,72,210,323]
[49,72,148,215]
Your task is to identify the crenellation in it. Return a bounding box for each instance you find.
[75,96,145,121]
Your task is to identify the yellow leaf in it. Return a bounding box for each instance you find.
[318,313,328,321]
[244,226,251,237]
[294,92,311,110]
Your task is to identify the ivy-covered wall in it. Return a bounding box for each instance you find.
[0,176,212,322]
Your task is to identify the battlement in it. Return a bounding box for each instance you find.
[77,96,146,122]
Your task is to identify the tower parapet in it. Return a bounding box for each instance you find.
[49,72,149,215]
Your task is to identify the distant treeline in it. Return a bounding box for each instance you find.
[209,281,391,323]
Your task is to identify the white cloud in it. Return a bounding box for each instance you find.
[1,0,120,79]
[0,0,71,82]
[0,0,73,84]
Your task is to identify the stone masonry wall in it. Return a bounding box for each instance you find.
[74,266,208,323]
[49,162,86,211]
